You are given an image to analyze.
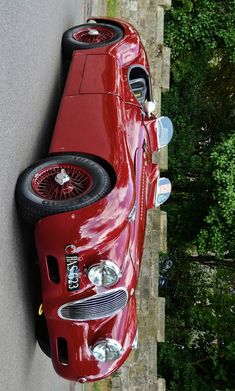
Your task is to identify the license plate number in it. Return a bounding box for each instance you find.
[65,255,80,292]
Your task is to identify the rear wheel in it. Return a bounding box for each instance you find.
[62,22,123,59]
[16,155,112,224]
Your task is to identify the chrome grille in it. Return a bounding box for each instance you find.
[58,288,128,321]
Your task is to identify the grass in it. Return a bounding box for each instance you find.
[93,383,102,391]
[107,0,117,16]
[92,379,112,391]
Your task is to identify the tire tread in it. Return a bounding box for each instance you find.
[16,155,112,224]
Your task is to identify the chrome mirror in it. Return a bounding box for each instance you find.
[156,116,173,148]
[155,177,172,207]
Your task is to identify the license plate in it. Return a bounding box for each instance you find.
[65,255,80,292]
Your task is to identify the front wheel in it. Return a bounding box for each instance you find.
[16,155,112,224]
[62,22,123,59]
[36,313,51,359]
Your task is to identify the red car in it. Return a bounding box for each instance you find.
[16,17,173,383]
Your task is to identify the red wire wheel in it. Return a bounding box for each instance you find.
[16,155,112,224]
[62,23,123,59]
[32,164,93,201]
[73,26,115,44]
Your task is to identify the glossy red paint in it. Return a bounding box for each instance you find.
[33,18,161,381]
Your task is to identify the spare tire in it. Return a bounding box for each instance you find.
[62,22,123,59]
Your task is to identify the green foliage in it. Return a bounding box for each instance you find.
[197,134,235,257]
[165,0,235,78]
[160,1,235,388]
[107,0,117,17]
[162,0,235,257]
[92,383,102,391]
[159,258,235,390]
[158,342,214,391]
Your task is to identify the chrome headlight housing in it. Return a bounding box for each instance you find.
[87,260,121,287]
[92,338,123,362]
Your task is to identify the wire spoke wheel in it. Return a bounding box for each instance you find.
[32,164,93,201]
[73,26,114,44]
[62,23,123,59]
[16,155,112,224]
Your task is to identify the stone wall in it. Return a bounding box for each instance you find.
[114,2,170,390]
[110,209,167,391]
[82,2,171,390]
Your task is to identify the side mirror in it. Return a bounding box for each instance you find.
[155,177,172,207]
[156,116,173,149]
[144,101,156,117]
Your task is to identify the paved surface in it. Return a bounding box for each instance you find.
[0,1,88,390]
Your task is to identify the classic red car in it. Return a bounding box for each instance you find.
[16,17,173,383]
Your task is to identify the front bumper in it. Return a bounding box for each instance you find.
[46,294,137,382]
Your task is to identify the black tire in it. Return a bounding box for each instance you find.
[34,265,51,359]
[36,313,51,359]
[16,155,112,224]
[36,314,67,364]
[62,22,123,59]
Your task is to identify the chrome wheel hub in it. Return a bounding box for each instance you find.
[88,29,100,36]
[55,169,70,186]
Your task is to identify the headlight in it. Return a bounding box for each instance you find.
[92,338,123,362]
[87,260,121,287]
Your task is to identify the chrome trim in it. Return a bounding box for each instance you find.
[55,169,70,185]
[88,29,100,36]
[132,329,138,350]
[91,338,123,362]
[128,202,137,222]
[87,260,122,287]
[58,288,128,321]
